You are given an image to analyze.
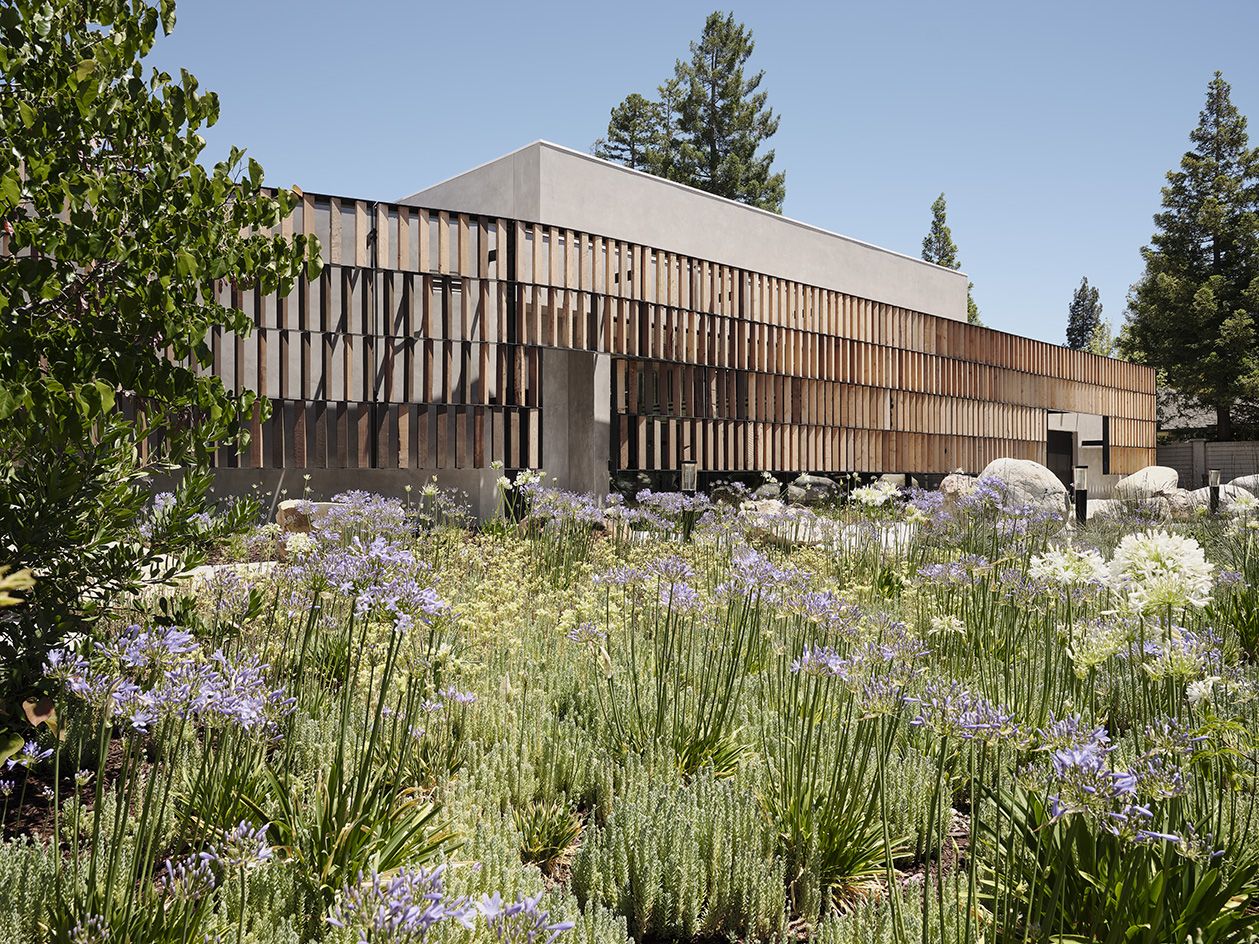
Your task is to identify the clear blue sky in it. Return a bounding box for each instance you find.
[150,0,1259,344]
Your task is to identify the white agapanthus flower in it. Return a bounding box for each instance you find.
[1231,491,1259,516]
[284,532,316,559]
[1067,617,1131,676]
[928,614,965,636]
[1029,546,1108,586]
[1186,676,1219,706]
[850,480,899,507]
[1108,529,1215,611]
[514,468,545,488]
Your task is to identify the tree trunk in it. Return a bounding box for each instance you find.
[1217,403,1234,441]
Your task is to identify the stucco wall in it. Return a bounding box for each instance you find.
[402,141,968,322]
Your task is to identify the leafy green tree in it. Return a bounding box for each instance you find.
[921,193,982,325]
[1120,72,1259,440]
[1067,277,1103,350]
[1086,318,1115,358]
[593,93,661,171]
[0,0,319,702]
[593,11,786,212]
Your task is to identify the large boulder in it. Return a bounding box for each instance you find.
[979,458,1067,516]
[1088,496,1173,522]
[1163,487,1196,520]
[1187,484,1253,511]
[739,498,836,547]
[275,499,342,533]
[786,474,840,505]
[1086,498,1122,520]
[1228,474,1259,496]
[1114,466,1178,500]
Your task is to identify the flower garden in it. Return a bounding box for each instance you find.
[3,471,1259,944]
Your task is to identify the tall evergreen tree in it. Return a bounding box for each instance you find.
[674,12,785,211]
[922,193,959,268]
[646,77,689,183]
[1066,277,1103,350]
[593,93,661,171]
[1120,72,1259,441]
[921,193,983,325]
[592,12,785,212]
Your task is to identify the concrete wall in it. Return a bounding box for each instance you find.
[540,348,611,498]
[402,141,969,322]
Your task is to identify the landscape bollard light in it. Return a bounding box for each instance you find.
[1209,469,1221,514]
[1073,465,1088,525]
[680,459,698,495]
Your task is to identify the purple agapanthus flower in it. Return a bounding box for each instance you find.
[477,892,574,944]
[328,865,474,943]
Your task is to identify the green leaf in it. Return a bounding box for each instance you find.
[0,729,22,767]
[0,171,20,211]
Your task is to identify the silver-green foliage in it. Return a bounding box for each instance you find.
[572,769,786,941]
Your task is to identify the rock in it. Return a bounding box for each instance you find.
[1228,474,1259,496]
[939,472,977,507]
[1086,498,1122,520]
[837,522,917,553]
[740,498,833,547]
[1113,466,1178,500]
[878,473,908,488]
[1163,488,1196,520]
[1087,495,1173,521]
[978,458,1068,515]
[612,471,653,496]
[787,474,839,505]
[753,482,781,500]
[708,482,750,505]
[1187,484,1252,510]
[1137,496,1173,521]
[275,499,341,533]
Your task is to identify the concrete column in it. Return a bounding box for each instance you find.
[540,348,610,497]
[1191,439,1207,488]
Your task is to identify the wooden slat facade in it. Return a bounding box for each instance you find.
[205,192,1158,478]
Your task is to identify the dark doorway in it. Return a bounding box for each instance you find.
[1046,429,1074,486]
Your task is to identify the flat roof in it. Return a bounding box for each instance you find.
[400,141,970,322]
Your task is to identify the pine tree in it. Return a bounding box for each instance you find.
[922,193,983,325]
[1066,277,1103,350]
[592,12,786,212]
[593,94,661,171]
[922,194,959,268]
[674,12,785,211]
[646,77,689,183]
[1120,72,1259,441]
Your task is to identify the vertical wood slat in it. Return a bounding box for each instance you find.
[208,192,1157,480]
